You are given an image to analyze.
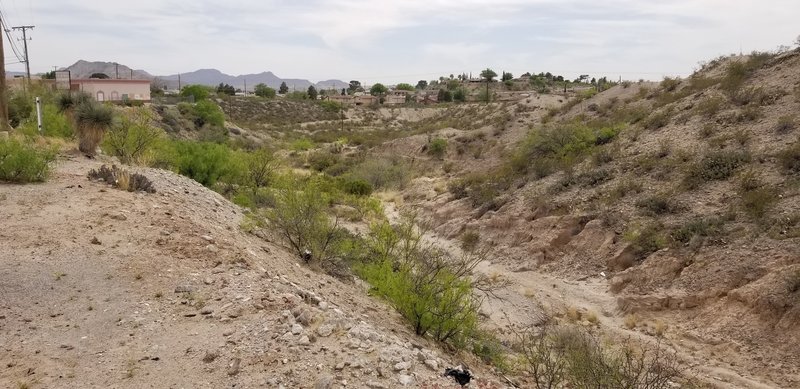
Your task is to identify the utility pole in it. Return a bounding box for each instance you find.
[12,26,34,81]
[0,15,9,130]
[178,74,181,90]
[113,62,119,79]
[244,78,247,95]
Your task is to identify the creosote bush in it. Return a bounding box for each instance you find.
[0,137,56,183]
[103,107,162,164]
[683,150,751,189]
[777,142,800,175]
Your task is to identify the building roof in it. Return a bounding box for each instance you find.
[71,79,150,84]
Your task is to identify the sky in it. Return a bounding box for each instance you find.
[2,0,798,84]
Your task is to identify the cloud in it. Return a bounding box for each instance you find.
[6,0,799,82]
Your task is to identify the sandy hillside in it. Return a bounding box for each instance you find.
[0,155,507,389]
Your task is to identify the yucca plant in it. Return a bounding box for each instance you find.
[75,101,114,156]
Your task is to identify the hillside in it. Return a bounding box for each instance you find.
[0,156,504,388]
[361,50,800,388]
[64,60,153,80]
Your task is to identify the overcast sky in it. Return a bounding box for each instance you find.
[3,0,798,83]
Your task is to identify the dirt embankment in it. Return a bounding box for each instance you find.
[0,156,505,389]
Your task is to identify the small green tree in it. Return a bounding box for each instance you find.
[307,85,318,100]
[415,80,428,90]
[428,137,447,159]
[278,81,289,94]
[103,107,162,164]
[180,85,211,101]
[396,83,415,91]
[254,83,276,98]
[437,89,453,103]
[480,68,498,103]
[453,88,467,102]
[348,80,362,95]
[370,83,388,96]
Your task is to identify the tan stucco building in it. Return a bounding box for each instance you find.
[70,79,151,102]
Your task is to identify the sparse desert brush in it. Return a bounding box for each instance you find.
[624,314,639,329]
[775,115,796,134]
[0,137,57,183]
[653,320,668,337]
[591,145,616,166]
[694,95,725,117]
[426,137,448,159]
[736,104,763,122]
[777,142,800,174]
[660,76,681,92]
[585,311,599,324]
[566,306,581,322]
[635,193,681,216]
[683,149,751,189]
[605,179,643,202]
[699,123,717,138]
[624,223,667,260]
[733,129,751,146]
[671,217,724,245]
[460,230,480,252]
[642,110,671,130]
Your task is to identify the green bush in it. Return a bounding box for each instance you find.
[350,157,411,190]
[18,104,74,138]
[307,150,341,172]
[192,100,225,127]
[356,218,481,345]
[102,107,162,164]
[660,76,681,92]
[319,100,343,113]
[290,138,314,152]
[341,178,373,196]
[0,138,56,183]
[180,84,211,101]
[8,94,33,127]
[642,110,670,130]
[428,137,447,159]
[624,223,667,259]
[737,171,777,220]
[159,141,237,187]
[775,116,796,134]
[694,95,725,117]
[683,150,751,189]
[75,101,114,156]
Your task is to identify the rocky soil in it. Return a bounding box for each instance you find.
[0,155,505,388]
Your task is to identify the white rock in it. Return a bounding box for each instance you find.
[398,374,415,386]
[393,361,411,371]
[291,324,303,335]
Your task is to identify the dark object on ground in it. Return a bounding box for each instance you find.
[302,249,312,262]
[444,367,473,386]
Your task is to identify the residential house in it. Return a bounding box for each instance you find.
[384,90,411,105]
[70,79,151,102]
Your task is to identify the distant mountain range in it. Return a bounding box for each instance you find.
[28,60,348,91]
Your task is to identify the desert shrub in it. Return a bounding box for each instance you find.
[775,116,796,134]
[660,77,681,92]
[578,168,614,188]
[341,177,373,196]
[75,101,114,156]
[606,179,643,202]
[512,122,623,177]
[265,177,345,265]
[699,123,717,138]
[625,223,667,260]
[736,105,763,122]
[160,141,237,187]
[290,138,314,152]
[18,104,74,138]
[460,230,480,252]
[355,218,482,345]
[777,143,800,174]
[737,171,777,220]
[244,147,277,188]
[102,107,162,164]
[694,95,725,117]
[350,157,410,190]
[591,146,615,166]
[636,194,681,216]
[192,100,225,127]
[427,137,447,159]
[671,217,724,244]
[87,164,156,193]
[8,93,33,127]
[307,150,341,172]
[56,92,91,113]
[0,138,56,183]
[642,110,670,130]
[518,324,682,389]
[683,150,751,189]
[687,75,719,91]
[319,100,343,113]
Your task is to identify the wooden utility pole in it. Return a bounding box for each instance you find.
[0,15,10,130]
[11,25,34,81]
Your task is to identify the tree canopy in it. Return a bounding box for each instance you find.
[415,80,428,90]
[369,83,388,96]
[180,84,211,101]
[254,83,276,98]
[480,68,498,82]
[278,82,289,94]
[347,80,362,95]
[216,83,236,95]
[395,83,415,91]
[307,85,318,100]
